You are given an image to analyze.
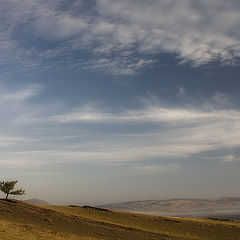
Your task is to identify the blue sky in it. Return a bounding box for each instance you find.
[0,0,240,204]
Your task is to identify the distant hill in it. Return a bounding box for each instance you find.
[24,198,49,205]
[99,197,240,214]
[0,199,240,240]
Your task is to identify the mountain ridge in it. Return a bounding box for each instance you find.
[98,197,240,213]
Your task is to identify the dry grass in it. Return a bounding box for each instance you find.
[0,199,240,240]
[0,220,95,240]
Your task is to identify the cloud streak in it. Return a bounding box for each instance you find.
[220,154,240,163]
[52,104,240,124]
[45,101,240,164]
[3,101,240,166]
[0,84,42,102]
[0,83,239,169]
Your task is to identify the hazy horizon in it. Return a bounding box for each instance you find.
[22,195,240,206]
[0,0,240,206]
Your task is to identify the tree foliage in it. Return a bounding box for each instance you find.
[0,180,25,199]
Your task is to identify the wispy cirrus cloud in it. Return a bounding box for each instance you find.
[84,57,155,76]
[0,83,43,127]
[220,154,240,163]
[0,0,240,75]
[46,100,240,163]
[0,84,239,169]
[0,84,42,102]
[0,136,28,147]
[134,163,179,174]
[51,103,239,124]
[0,114,239,165]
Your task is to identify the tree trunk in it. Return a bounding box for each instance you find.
[5,193,9,199]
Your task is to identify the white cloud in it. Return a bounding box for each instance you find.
[0,83,45,131]
[177,87,185,97]
[0,0,240,75]
[0,136,27,147]
[0,100,232,165]
[0,85,239,167]
[52,104,239,124]
[0,84,42,102]
[220,154,240,163]
[134,164,178,174]
[84,57,155,76]
[45,101,240,163]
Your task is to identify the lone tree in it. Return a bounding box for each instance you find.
[0,180,25,199]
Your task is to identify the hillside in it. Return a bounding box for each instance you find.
[0,199,240,239]
[24,199,49,205]
[99,197,240,215]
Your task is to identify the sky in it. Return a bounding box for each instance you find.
[0,0,240,205]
